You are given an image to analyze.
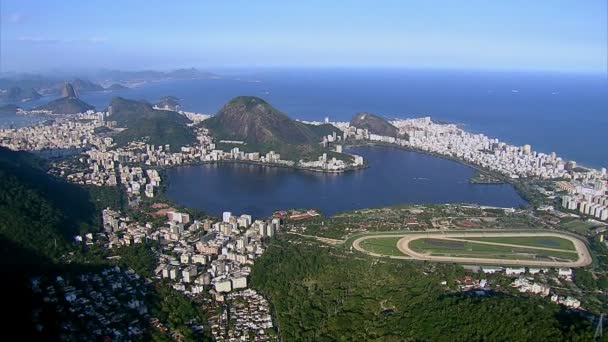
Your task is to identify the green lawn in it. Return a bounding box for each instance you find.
[408,238,578,261]
[560,220,598,234]
[463,236,576,251]
[358,237,405,256]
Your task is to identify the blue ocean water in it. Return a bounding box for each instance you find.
[5,69,608,167]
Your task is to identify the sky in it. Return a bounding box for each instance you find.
[0,0,606,73]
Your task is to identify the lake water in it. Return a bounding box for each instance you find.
[164,145,527,218]
[3,68,607,167]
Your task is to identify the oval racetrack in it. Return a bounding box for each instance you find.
[352,231,592,267]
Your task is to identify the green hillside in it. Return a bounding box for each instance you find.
[0,148,99,259]
[109,97,196,151]
[350,112,405,138]
[251,237,596,341]
[36,97,95,114]
[204,96,343,160]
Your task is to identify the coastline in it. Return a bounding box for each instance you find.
[148,157,368,176]
[340,141,536,206]
[152,141,532,201]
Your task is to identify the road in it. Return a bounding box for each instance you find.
[286,232,343,245]
[352,231,592,267]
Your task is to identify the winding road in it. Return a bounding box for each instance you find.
[352,231,592,267]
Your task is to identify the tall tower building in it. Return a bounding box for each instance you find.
[222,211,232,223]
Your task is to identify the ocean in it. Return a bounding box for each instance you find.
[3,68,607,168]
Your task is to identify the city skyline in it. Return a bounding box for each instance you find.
[1,0,606,73]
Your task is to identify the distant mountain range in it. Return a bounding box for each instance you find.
[93,67,218,83]
[105,83,128,91]
[71,78,105,93]
[0,86,41,102]
[0,68,217,102]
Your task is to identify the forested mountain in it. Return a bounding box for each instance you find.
[109,97,196,150]
[156,95,181,110]
[205,96,327,145]
[0,148,98,259]
[204,96,343,160]
[350,112,402,138]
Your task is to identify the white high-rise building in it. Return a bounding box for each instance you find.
[561,196,571,208]
[271,218,281,232]
[256,221,266,237]
[222,211,232,223]
[266,224,275,238]
[239,214,252,227]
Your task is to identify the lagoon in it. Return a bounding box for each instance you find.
[165,145,527,218]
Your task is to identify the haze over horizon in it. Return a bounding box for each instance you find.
[1,0,606,74]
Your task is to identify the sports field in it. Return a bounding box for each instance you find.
[407,238,578,261]
[351,231,591,267]
[358,237,403,256]
[462,236,575,251]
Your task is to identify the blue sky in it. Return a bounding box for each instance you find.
[1,0,606,73]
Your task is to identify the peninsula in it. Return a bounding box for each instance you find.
[34,83,95,114]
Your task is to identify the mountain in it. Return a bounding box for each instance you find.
[0,147,98,259]
[105,83,128,91]
[61,82,78,98]
[0,86,42,102]
[34,83,95,114]
[109,97,195,150]
[0,75,60,96]
[203,96,346,160]
[0,104,21,114]
[166,68,218,79]
[350,112,403,138]
[205,96,332,146]
[71,78,104,93]
[0,76,103,98]
[156,96,180,111]
[91,68,218,83]
[0,147,119,333]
